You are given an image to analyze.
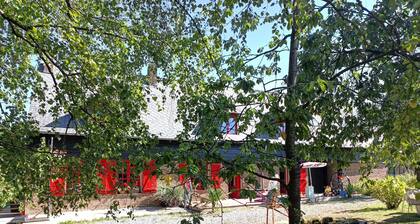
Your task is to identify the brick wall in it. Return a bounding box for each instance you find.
[344,162,388,183]
[25,193,160,215]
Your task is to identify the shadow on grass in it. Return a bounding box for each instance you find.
[338,207,420,223]
[344,206,388,213]
[382,212,420,223]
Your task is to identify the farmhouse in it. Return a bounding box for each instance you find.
[25,67,388,213]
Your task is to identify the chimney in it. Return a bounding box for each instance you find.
[147,63,157,85]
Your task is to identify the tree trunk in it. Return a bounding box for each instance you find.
[285,1,301,223]
[326,160,336,185]
[416,163,420,183]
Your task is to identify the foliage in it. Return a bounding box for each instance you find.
[371,176,407,209]
[0,0,418,223]
[353,178,377,196]
[0,0,196,215]
[180,214,204,224]
[207,188,223,211]
[396,173,417,189]
[0,176,17,208]
[155,184,184,208]
[346,183,354,198]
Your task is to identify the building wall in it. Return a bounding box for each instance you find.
[25,193,160,215]
[343,162,388,183]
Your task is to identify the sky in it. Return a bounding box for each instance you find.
[241,0,377,89]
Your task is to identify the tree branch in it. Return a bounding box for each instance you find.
[245,34,291,63]
[328,51,393,81]
[173,0,222,78]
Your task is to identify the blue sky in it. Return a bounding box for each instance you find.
[241,0,377,89]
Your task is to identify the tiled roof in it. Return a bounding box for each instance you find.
[29,72,183,139]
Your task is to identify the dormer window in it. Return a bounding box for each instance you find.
[220,113,238,135]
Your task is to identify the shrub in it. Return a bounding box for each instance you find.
[353,178,376,196]
[395,173,416,188]
[371,176,407,209]
[155,184,184,207]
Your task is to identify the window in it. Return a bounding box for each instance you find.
[220,113,238,135]
[118,160,131,192]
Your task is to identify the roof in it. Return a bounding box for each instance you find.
[29,72,367,148]
[29,72,183,139]
[30,72,285,143]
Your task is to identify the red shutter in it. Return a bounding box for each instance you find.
[142,160,157,192]
[210,163,222,189]
[178,162,187,184]
[50,177,66,197]
[229,175,241,198]
[97,159,117,195]
[300,168,307,195]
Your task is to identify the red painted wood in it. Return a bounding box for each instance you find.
[210,163,222,189]
[142,160,157,192]
[97,159,117,195]
[300,168,307,195]
[49,177,66,197]
[178,162,187,183]
[229,175,241,198]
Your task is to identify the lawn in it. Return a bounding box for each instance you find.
[305,202,420,223]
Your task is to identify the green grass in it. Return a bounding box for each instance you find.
[324,202,420,223]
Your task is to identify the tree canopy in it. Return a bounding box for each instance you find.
[0,0,418,223]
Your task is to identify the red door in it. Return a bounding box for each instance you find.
[97,159,117,195]
[229,175,241,198]
[210,163,222,189]
[300,168,307,195]
[142,160,157,192]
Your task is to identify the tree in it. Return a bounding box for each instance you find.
[0,0,197,215]
[169,0,419,223]
[0,0,418,223]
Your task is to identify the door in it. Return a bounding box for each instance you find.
[229,175,241,198]
[300,168,307,195]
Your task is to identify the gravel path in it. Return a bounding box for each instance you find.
[96,197,380,224]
